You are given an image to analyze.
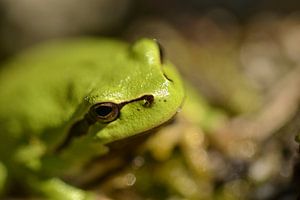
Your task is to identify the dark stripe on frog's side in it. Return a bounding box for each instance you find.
[55,94,154,153]
[68,115,177,188]
[54,114,94,153]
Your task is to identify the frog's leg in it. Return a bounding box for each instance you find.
[14,146,96,200]
[33,178,96,200]
[0,162,7,195]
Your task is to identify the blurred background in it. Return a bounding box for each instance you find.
[1,0,300,199]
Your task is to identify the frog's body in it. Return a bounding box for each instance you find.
[0,38,184,199]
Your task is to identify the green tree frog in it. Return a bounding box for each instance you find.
[0,38,184,199]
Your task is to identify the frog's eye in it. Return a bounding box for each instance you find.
[90,102,120,123]
[131,38,163,65]
[154,41,173,82]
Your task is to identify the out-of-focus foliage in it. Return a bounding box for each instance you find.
[1,0,300,199]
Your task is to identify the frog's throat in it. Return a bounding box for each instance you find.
[55,94,154,153]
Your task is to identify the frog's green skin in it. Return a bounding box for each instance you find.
[0,38,184,199]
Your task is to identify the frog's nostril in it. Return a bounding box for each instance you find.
[155,40,165,64]
[163,72,173,82]
[143,95,154,107]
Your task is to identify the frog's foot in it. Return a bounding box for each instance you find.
[0,162,7,195]
[35,178,96,200]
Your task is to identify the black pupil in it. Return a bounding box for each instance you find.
[95,106,113,117]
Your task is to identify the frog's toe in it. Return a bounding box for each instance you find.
[37,178,96,200]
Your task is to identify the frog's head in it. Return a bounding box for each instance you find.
[71,39,184,146]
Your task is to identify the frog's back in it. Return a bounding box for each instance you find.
[0,38,128,156]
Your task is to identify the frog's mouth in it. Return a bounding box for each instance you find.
[55,94,155,153]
